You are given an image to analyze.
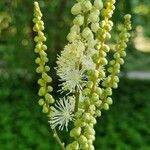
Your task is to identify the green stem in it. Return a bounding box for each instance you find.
[74,91,80,113]
[52,129,65,150]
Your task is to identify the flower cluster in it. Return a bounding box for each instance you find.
[33,2,54,114]
[33,1,132,150]
[49,96,75,131]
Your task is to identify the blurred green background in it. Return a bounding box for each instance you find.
[0,0,150,149]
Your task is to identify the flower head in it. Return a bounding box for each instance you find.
[56,41,86,93]
[49,96,75,131]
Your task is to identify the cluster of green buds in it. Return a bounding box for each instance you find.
[33,1,132,150]
[33,2,54,114]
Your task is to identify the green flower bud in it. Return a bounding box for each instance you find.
[36,66,44,73]
[92,54,100,63]
[70,127,81,137]
[87,144,95,150]
[88,105,96,115]
[82,1,92,12]
[45,66,50,72]
[102,103,109,110]
[38,87,46,96]
[91,93,99,101]
[38,98,45,106]
[120,51,126,57]
[84,126,95,135]
[82,113,91,122]
[42,104,49,113]
[71,3,82,15]
[73,15,84,26]
[86,81,93,88]
[35,57,41,64]
[78,135,88,145]
[94,100,102,107]
[118,58,124,65]
[105,87,112,96]
[102,44,110,52]
[47,86,53,92]
[70,25,80,33]
[107,67,113,73]
[94,0,103,10]
[42,73,52,82]
[82,27,92,39]
[91,23,99,33]
[37,78,45,86]
[99,58,108,65]
[74,119,86,127]
[88,12,99,23]
[112,82,118,88]
[67,32,77,42]
[83,88,91,95]
[95,110,101,117]
[99,70,106,78]
[95,87,102,95]
[106,97,113,105]
[45,93,54,104]
[109,60,115,66]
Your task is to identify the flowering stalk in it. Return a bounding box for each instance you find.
[33,2,65,149]
[33,1,132,150]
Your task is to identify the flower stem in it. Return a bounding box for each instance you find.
[52,129,65,150]
[74,91,80,113]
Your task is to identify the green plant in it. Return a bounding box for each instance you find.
[33,1,131,149]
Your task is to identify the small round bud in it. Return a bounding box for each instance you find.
[95,87,102,95]
[120,51,126,57]
[95,110,101,117]
[82,27,92,39]
[70,127,81,137]
[124,14,131,20]
[73,15,84,26]
[38,98,45,106]
[78,135,88,145]
[94,0,103,10]
[92,93,99,101]
[71,3,82,15]
[36,66,44,73]
[99,58,108,65]
[82,1,92,12]
[106,97,113,105]
[70,25,80,34]
[47,86,53,92]
[42,104,49,113]
[105,87,112,96]
[38,87,46,96]
[86,81,93,88]
[91,23,99,33]
[45,66,50,72]
[102,44,110,52]
[103,103,109,110]
[35,57,41,64]
[67,32,77,42]
[45,93,54,104]
[83,88,91,95]
[88,12,99,23]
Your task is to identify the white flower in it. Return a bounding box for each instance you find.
[56,41,86,93]
[49,96,75,131]
[59,67,86,93]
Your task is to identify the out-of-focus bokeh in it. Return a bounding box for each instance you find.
[0,0,150,149]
